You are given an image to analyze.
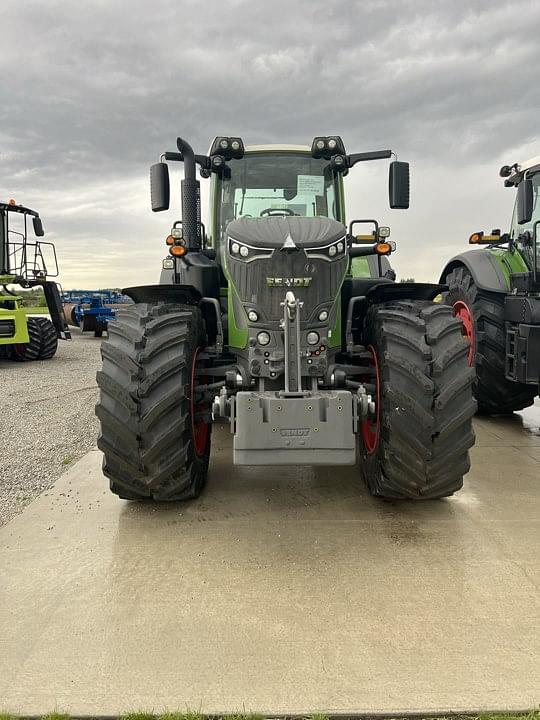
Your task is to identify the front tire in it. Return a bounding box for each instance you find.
[96,302,212,501]
[444,266,537,414]
[360,301,476,499]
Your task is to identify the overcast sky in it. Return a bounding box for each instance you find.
[1,0,539,287]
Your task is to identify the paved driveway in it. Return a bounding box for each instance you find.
[0,408,539,714]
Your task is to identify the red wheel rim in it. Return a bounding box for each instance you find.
[361,345,381,455]
[453,300,475,366]
[191,349,210,457]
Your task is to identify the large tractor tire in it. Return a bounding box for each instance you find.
[34,317,58,359]
[444,266,537,414]
[96,302,211,501]
[360,300,476,499]
[8,316,42,362]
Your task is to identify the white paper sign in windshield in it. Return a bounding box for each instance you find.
[297,175,325,196]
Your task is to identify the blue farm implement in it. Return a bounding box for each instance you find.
[63,291,131,337]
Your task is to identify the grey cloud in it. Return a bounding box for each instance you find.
[0,0,538,286]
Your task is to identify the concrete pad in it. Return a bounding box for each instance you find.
[0,415,539,715]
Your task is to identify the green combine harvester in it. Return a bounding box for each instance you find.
[0,200,70,361]
[96,136,476,502]
[441,157,540,413]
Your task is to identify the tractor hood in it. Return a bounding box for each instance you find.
[227,216,346,249]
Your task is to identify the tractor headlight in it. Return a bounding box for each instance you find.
[248,310,259,322]
[311,136,346,159]
[171,227,183,239]
[228,237,274,262]
[257,331,271,346]
[307,331,320,345]
[210,136,245,160]
[162,257,174,269]
[305,236,347,262]
[318,310,328,322]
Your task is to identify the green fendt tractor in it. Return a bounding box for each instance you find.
[96,136,475,502]
[441,157,540,413]
[0,200,71,361]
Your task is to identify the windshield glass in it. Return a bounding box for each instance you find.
[510,171,540,269]
[216,152,338,240]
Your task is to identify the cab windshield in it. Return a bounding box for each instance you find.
[215,152,339,240]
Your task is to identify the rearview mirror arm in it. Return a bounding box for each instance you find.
[161,151,211,172]
[346,150,393,168]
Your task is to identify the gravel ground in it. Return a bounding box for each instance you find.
[0,329,102,526]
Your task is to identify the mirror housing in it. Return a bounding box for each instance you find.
[32,216,44,237]
[517,176,533,224]
[389,161,410,209]
[150,162,170,212]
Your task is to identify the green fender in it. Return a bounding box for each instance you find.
[439,248,529,293]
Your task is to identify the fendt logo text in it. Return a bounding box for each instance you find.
[266,277,313,287]
[280,428,310,437]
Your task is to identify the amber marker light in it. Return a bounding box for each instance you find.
[375,242,392,255]
[8,199,16,205]
[469,232,483,244]
[170,244,187,257]
[166,234,174,245]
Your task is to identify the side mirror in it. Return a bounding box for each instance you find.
[32,216,44,236]
[389,161,410,209]
[517,176,533,224]
[150,162,170,212]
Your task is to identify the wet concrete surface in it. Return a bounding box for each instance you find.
[0,409,539,714]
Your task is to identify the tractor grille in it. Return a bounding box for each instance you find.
[0,319,16,338]
[228,251,348,321]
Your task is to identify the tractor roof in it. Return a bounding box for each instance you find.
[0,201,39,217]
[506,155,540,184]
[244,144,311,153]
[518,155,540,174]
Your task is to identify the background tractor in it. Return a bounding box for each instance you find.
[0,200,70,362]
[441,158,540,413]
[96,135,475,502]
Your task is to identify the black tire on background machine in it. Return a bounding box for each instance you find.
[360,300,476,499]
[96,302,211,501]
[444,266,537,414]
[8,316,42,362]
[81,314,98,333]
[33,317,58,359]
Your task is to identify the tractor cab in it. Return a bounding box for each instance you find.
[209,145,344,241]
[159,140,396,286]
[506,160,540,287]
